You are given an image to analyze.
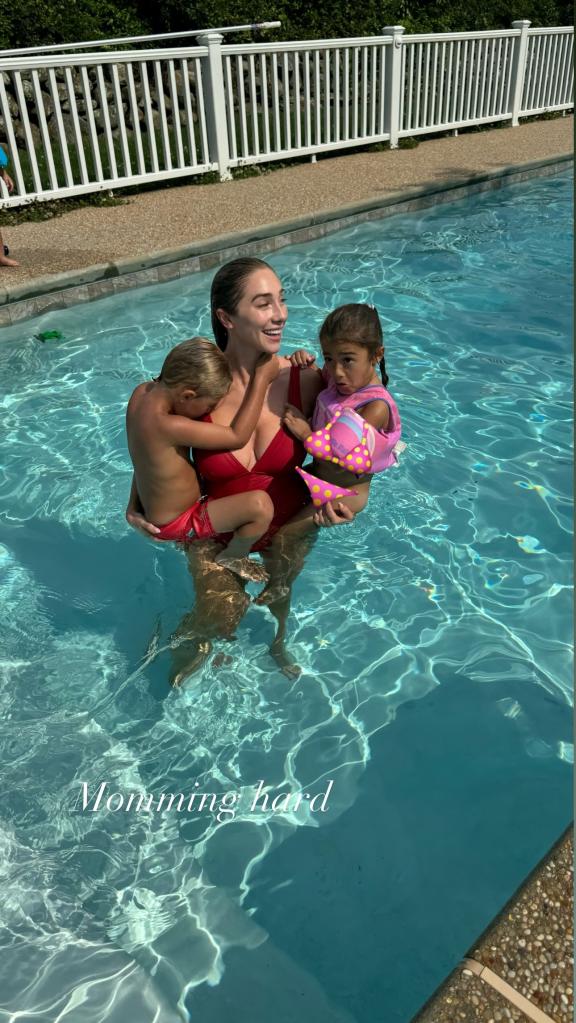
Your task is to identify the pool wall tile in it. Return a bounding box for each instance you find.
[6,299,40,323]
[87,281,113,302]
[155,264,181,284]
[176,257,201,277]
[62,285,91,307]
[0,155,571,327]
[34,293,69,315]
[113,268,159,292]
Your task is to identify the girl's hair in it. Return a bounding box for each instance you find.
[210,257,275,351]
[319,303,389,386]
[157,337,232,398]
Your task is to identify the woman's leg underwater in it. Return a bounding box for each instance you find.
[169,539,251,686]
[258,525,319,678]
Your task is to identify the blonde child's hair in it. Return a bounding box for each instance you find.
[157,337,232,398]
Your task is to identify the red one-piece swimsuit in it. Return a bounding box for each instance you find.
[193,364,310,551]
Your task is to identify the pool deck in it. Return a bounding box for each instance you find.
[1,115,573,1022]
[414,829,573,1023]
[0,115,572,302]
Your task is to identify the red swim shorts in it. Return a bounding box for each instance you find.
[155,497,217,543]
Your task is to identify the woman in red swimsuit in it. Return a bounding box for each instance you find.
[126,257,354,681]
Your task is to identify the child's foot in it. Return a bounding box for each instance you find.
[0,255,19,267]
[169,639,212,687]
[253,581,290,606]
[214,553,269,583]
[211,651,234,669]
[270,637,302,679]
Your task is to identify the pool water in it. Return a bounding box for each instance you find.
[0,170,572,1023]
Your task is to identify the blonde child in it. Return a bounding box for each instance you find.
[126,337,279,581]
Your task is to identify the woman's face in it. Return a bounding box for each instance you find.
[217,268,287,355]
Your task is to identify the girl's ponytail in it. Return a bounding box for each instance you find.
[379,356,389,388]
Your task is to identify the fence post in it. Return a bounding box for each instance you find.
[197,32,232,180]
[382,25,405,148]
[509,20,531,126]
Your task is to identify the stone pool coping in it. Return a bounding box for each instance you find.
[0,152,571,327]
[412,827,573,1023]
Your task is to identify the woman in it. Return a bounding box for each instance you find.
[126,257,354,681]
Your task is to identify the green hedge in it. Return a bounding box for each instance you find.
[0,0,572,50]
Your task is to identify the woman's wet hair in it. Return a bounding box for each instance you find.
[319,303,389,386]
[210,257,276,351]
[157,337,232,398]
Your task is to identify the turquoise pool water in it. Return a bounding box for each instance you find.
[0,170,572,1023]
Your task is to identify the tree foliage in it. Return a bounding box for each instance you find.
[0,0,571,49]
[0,0,144,50]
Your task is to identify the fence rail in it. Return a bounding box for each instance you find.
[0,20,572,206]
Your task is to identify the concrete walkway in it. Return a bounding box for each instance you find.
[1,116,572,290]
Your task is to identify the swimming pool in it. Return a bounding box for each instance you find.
[0,170,572,1023]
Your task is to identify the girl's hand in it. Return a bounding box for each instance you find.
[1,171,14,193]
[126,507,162,539]
[312,501,355,528]
[283,403,311,440]
[288,349,316,368]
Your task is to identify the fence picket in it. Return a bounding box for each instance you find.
[284,51,292,150]
[167,60,185,167]
[343,48,350,140]
[237,56,249,156]
[370,45,378,135]
[314,50,322,144]
[260,53,271,153]
[0,74,26,193]
[325,49,331,143]
[333,48,340,141]
[47,67,74,186]
[194,56,210,164]
[111,64,132,175]
[248,54,259,155]
[31,69,58,189]
[13,72,42,192]
[304,50,312,147]
[180,59,198,166]
[139,62,159,173]
[96,64,118,178]
[126,63,146,174]
[352,47,359,137]
[0,25,571,204]
[65,67,90,183]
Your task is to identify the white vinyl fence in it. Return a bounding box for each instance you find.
[0,20,572,206]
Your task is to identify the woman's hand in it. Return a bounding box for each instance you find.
[288,348,316,369]
[1,171,14,193]
[312,501,355,528]
[126,507,162,539]
[283,403,311,441]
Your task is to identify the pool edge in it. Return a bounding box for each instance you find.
[0,153,572,327]
[410,823,573,1023]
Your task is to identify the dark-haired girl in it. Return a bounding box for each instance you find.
[279,302,402,538]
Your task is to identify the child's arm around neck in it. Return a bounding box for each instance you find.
[161,355,279,451]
